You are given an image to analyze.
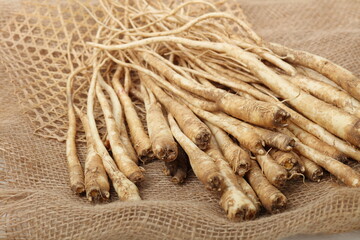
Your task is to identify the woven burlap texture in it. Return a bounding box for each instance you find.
[1,0,360,239]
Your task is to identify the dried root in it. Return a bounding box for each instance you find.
[63,0,360,220]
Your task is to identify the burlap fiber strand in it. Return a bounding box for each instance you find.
[1,0,360,239]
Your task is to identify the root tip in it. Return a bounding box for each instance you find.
[71,183,85,194]
[258,149,266,155]
[104,191,110,198]
[274,109,291,127]
[129,171,145,183]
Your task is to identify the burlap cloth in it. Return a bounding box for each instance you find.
[1,0,360,239]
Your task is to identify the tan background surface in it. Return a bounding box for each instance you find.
[1,0,360,239]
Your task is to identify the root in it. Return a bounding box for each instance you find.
[168,113,222,191]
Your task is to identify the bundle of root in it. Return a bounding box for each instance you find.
[64,0,360,220]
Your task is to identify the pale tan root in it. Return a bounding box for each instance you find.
[236,176,261,213]
[141,85,178,162]
[246,160,287,213]
[75,107,110,201]
[119,122,139,162]
[66,68,85,194]
[288,123,347,161]
[84,146,110,201]
[84,12,142,198]
[269,42,360,101]
[297,156,323,182]
[219,187,257,221]
[177,45,257,87]
[164,145,190,184]
[98,72,138,163]
[233,39,296,76]
[206,121,251,176]
[282,73,360,118]
[66,117,85,194]
[256,154,288,188]
[87,67,140,201]
[188,60,290,129]
[140,51,215,100]
[140,51,290,129]
[252,127,295,151]
[206,61,258,83]
[215,92,290,129]
[95,82,144,183]
[138,50,219,111]
[296,142,360,187]
[121,1,218,35]
[285,110,360,162]
[298,67,341,88]
[291,152,306,174]
[269,149,302,179]
[101,156,141,201]
[128,7,260,44]
[89,36,360,146]
[184,104,264,155]
[236,90,257,100]
[112,69,153,162]
[175,88,219,112]
[238,80,360,162]
[251,83,281,99]
[135,53,218,112]
[177,48,260,90]
[124,66,132,93]
[280,129,360,187]
[243,52,360,147]
[206,137,257,220]
[215,111,294,152]
[269,149,299,171]
[127,12,258,39]
[104,68,138,162]
[139,72,211,150]
[168,114,222,191]
[120,123,139,160]
[129,88,144,102]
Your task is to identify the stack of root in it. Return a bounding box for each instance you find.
[65,0,360,221]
